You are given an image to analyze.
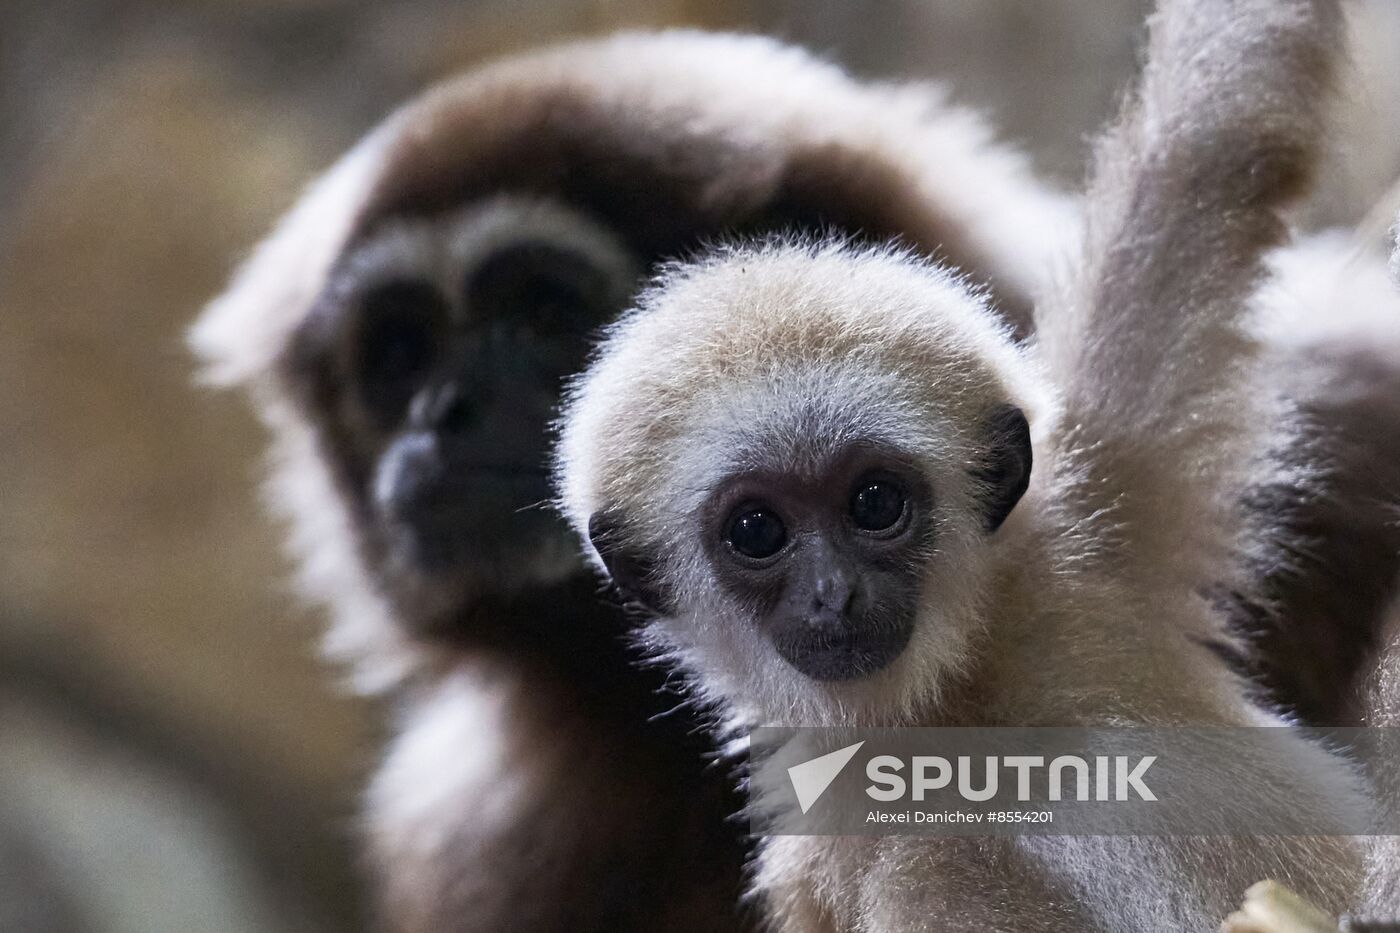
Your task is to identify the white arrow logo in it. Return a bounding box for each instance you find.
[787,741,865,814]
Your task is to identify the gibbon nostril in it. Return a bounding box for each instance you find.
[412,383,478,435]
[436,392,476,435]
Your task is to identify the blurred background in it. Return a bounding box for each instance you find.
[1,2,1396,930]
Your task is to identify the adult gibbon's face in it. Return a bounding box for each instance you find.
[289,199,636,608]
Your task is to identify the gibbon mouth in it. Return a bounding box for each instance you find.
[383,487,567,574]
[774,624,913,682]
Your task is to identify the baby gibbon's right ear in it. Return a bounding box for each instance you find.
[972,404,1032,533]
[587,511,673,617]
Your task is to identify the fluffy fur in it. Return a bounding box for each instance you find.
[558,3,1377,928]
[189,31,1074,933]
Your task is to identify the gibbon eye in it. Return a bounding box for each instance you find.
[850,478,906,532]
[357,280,447,388]
[726,507,787,560]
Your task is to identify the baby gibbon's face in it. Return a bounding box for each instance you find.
[560,243,1041,719]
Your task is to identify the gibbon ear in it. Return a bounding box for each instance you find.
[972,404,1032,532]
[587,511,672,616]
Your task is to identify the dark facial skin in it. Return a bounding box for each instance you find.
[701,446,933,681]
[294,238,632,595]
[591,407,1032,683]
[376,243,625,570]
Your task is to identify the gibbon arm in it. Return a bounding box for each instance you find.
[1036,0,1342,574]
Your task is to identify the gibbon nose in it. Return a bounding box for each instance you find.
[811,574,860,621]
